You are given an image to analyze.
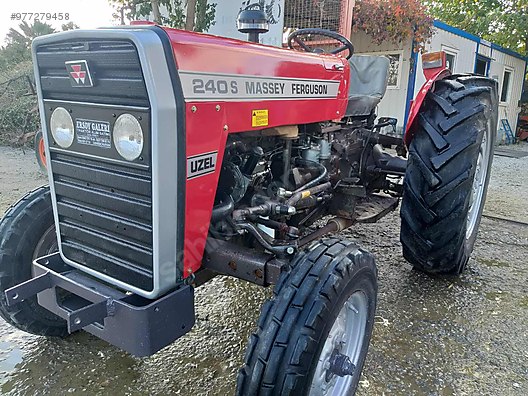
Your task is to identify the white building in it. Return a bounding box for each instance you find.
[353,20,528,141]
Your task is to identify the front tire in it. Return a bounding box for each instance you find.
[400,75,498,274]
[0,186,68,336]
[237,238,377,395]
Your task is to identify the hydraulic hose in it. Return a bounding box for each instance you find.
[293,157,329,193]
[286,182,332,207]
[211,194,235,223]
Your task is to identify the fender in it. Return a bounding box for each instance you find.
[404,52,451,146]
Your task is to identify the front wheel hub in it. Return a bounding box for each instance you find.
[325,349,356,381]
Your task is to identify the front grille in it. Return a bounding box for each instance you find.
[36,39,149,107]
[50,151,154,291]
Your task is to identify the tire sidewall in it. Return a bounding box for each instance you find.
[463,100,497,268]
[9,192,55,284]
[0,187,66,332]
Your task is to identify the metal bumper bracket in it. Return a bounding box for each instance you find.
[5,253,195,357]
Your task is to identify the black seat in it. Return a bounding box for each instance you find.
[345,55,390,117]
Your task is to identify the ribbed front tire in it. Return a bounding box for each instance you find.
[0,187,68,336]
[237,238,377,395]
[400,75,498,274]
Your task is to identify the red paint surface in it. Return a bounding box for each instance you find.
[160,28,350,275]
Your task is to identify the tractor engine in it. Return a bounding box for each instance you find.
[209,116,399,256]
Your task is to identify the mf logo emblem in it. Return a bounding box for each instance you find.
[65,60,93,87]
[187,151,218,180]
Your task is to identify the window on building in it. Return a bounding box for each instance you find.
[475,58,489,76]
[441,46,458,72]
[385,53,401,88]
[360,51,402,88]
[445,53,456,72]
[500,69,512,102]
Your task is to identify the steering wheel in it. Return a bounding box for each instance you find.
[288,28,355,59]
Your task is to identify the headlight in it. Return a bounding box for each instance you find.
[113,114,144,161]
[50,107,74,148]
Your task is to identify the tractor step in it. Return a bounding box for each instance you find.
[355,194,399,223]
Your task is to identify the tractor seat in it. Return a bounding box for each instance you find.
[345,55,390,117]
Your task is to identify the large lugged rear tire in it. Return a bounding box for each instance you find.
[400,75,498,274]
[237,238,377,396]
[0,186,68,336]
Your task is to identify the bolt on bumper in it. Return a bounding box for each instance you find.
[5,253,195,357]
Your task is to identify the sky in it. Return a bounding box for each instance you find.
[0,0,117,44]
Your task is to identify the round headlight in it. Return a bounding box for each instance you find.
[113,114,144,161]
[50,107,74,148]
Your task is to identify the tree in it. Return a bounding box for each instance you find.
[5,20,56,47]
[0,21,57,69]
[109,0,217,32]
[352,0,434,51]
[425,0,528,56]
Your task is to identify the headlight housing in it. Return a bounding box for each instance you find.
[50,107,74,148]
[113,114,144,161]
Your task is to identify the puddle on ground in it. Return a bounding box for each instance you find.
[0,341,22,381]
[477,257,510,268]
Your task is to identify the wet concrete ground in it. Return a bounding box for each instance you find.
[0,145,527,395]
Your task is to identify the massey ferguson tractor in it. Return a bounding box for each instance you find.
[0,13,497,396]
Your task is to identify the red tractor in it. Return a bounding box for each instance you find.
[0,14,497,395]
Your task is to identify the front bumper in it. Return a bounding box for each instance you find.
[5,253,194,357]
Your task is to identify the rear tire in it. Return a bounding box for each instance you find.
[237,238,377,395]
[400,75,498,274]
[0,186,68,336]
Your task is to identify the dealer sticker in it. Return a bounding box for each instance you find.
[252,109,269,127]
[75,118,111,148]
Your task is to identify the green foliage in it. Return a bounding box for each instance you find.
[353,0,434,52]
[0,62,39,145]
[194,0,217,33]
[0,20,81,145]
[158,0,187,29]
[0,21,73,145]
[425,0,528,56]
[109,0,217,32]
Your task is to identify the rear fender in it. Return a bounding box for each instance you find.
[404,52,451,146]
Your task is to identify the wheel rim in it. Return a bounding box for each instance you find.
[32,224,58,260]
[466,122,492,239]
[309,291,368,396]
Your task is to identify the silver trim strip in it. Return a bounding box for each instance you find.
[33,29,180,299]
